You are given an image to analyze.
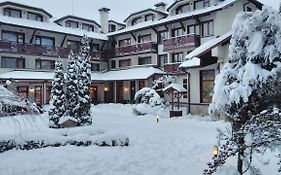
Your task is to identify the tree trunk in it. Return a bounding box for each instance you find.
[237,136,245,174]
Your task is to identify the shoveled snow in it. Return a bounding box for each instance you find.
[163,83,187,93]
[0,104,278,175]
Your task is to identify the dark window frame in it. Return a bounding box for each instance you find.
[108,24,116,32]
[131,17,142,26]
[158,30,169,44]
[118,38,131,47]
[66,20,79,28]
[35,35,55,46]
[172,27,185,37]
[176,3,191,14]
[4,8,22,18]
[91,63,100,72]
[172,52,184,63]
[35,59,55,70]
[137,34,152,43]
[1,56,25,68]
[119,59,131,68]
[2,30,25,44]
[111,60,116,69]
[187,24,200,35]
[159,54,168,67]
[201,20,214,37]
[145,14,155,21]
[138,56,152,65]
[82,23,94,31]
[27,12,43,22]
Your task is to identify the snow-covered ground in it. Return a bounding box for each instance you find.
[0,104,278,175]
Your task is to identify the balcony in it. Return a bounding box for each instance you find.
[0,40,101,59]
[105,42,157,58]
[163,34,200,51]
[163,63,182,73]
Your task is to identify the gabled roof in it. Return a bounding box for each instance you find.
[167,0,185,12]
[163,83,187,93]
[54,15,101,28]
[123,8,168,22]
[109,20,126,27]
[0,1,53,18]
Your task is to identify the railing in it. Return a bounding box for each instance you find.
[104,42,157,58]
[0,40,101,59]
[163,63,181,73]
[163,34,200,51]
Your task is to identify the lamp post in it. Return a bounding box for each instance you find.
[156,115,159,123]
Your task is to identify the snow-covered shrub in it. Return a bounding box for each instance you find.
[133,87,166,116]
[205,6,281,175]
[49,60,66,128]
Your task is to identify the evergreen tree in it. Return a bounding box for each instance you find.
[65,51,80,122]
[77,35,92,125]
[49,60,66,128]
[205,7,281,174]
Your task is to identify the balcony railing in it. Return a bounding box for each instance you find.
[105,42,157,58]
[163,34,200,51]
[0,40,101,59]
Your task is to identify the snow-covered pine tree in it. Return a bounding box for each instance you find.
[65,51,80,122]
[49,60,66,128]
[77,35,92,126]
[205,7,281,175]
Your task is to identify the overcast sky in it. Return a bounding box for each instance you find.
[1,0,280,23]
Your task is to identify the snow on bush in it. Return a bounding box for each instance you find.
[133,87,167,116]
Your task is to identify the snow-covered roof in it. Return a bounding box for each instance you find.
[92,67,165,81]
[179,32,232,68]
[0,15,108,40]
[108,0,237,36]
[163,83,187,93]
[0,67,165,81]
[0,71,54,80]
[179,57,201,69]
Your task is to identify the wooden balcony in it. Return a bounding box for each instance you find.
[163,63,181,73]
[163,34,200,51]
[0,40,101,59]
[105,42,157,58]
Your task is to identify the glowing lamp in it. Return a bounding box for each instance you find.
[104,86,109,92]
[29,87,34,93]
[124,87,129,92]
[213,146,219,157]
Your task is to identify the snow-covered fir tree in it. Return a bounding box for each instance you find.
[205,7,281,175]
[49,60,66,128]
[65,51,80,122]
[77,35,92,125]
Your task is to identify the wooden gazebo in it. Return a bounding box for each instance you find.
[163,83,187,117]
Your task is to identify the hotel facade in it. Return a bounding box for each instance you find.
[0,0,263,115]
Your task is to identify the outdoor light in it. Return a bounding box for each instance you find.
[104,86,109,92]
[213,145,219,157]
[156,115,159,123]
[29,87,34,93]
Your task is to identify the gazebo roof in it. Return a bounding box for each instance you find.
[163,83,187,94]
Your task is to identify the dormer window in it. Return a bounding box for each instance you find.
[28,12,43,22]
[176,3,191,14]
[194,0,210,10]
[82,23,94,32]
[145,14,155,21]
[4,8,21,18]
[108,24,116,32]
[66,20,79,28]
[132,17,142,26]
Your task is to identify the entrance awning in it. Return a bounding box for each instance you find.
[179,31,231,69]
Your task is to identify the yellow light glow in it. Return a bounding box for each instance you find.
[104,86,109,92]
[29,87,34,93]
[124,87,129,92]
[213,146,219,157]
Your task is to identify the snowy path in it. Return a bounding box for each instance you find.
[0,104,275,175]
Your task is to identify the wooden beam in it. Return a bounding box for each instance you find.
[179,21,186,32]
[101,41,106,50]
[60,34,67,47]
[29,29,37,43]
[150,26,158,34]
[164,24,168,31]
[130,32,136,41]
[194,17,201,24]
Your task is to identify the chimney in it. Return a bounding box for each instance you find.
[154,2,167,13]
[98,7,110,34]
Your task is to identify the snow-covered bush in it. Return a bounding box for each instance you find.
[49,60,66,128]
[205,6,281,175]
[133,87,166,116]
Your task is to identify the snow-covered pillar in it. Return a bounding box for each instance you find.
[99,7,110,34]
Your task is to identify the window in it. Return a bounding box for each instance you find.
[27,12,43,22]
[158,30,169,44]
[176,3,191,14]
[194,0,210,10]
[187,25,200,35]
[119,59,131,67]
[138,57,152,65]
[17,86,28,100]
[91,43,100,51]
[1,57,25,68]
[138,34,151,43]
[4,8,21,18]
[183,79,187,98]
[35,36,55,46]
[138,80,145,89]
[200,70,215,103]
[172,28,184,37]
[246,7,252,12]
[67,40,80,50]
[119,38,131,47]
[82,23,94,31]
[34,86,42,105]
[202,20,214,37]
[2,31,24,44]
[145,14,155,21]
[108,24,116,32]
[159,54,168,67]
[66,20,79,28]
[91,63,100,72]
[111,60,116,69]
[172,52,184,63]
[35,59,55,70]
[132,17,142,26]
[46,86,51,104]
